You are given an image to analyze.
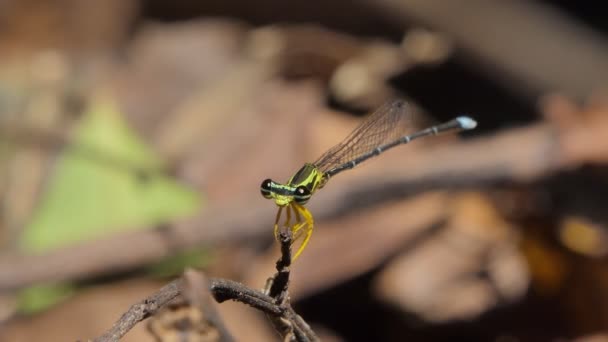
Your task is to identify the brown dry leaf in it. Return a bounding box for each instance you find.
[401,29,453,65]
[541,93,608,166]
[330,41,405,107]
[113,20,249,142]
[559,216,608,257]
[0,0,137,58]
[152,58,275,164]
[521,232,570,296]
[247,24,364,81]
[373,192,528,322]
[247,24,445,109]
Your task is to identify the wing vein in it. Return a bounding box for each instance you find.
[313,100,413,173]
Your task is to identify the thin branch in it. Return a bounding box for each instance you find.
[267,231,292,300]
[93,279,182,342]
[182,270,235,342]
[93,276,275,341]
[210,278,282,315]
[265,231,319,342]
[285,306,318,342]
[209,231,318,341]
[93,233,317,342]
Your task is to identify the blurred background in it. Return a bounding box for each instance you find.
[0,0,607,341]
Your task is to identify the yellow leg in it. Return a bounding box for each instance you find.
[273,206,283,241]
[284,205,292,228]
[292,205,302,229]
[292,220,307,237]
[274,205,294,241]
[291,203,314,261]
[273,203,315,261]
[292,205,305,235]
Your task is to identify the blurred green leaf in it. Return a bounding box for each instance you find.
[147,248,213,278]
[17,283,75,314]
[20,98,202,253]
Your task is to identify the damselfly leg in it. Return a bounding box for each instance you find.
[272,202,314,261]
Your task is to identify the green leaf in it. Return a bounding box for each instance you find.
[147,248,213,278]
[17,283,75,314]
[20,98,202,253]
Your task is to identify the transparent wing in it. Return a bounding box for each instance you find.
[313,100,414,173]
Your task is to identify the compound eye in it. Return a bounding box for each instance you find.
[260,178,273,199]
[294,185,311,204]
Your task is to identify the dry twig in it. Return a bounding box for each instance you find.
[93,280,183,342]
[179,270,235,342]
[93,231,316,341]
[212,231,318,342]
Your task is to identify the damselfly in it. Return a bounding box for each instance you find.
[260,100,477,260]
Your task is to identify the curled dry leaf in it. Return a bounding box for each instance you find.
[329,41,405,107]
[246,24,363,81]
[401,28,453,65]
[541,93,608,166]
[373,192,529,322]
[559,216,608,258]
[113,19,250,143]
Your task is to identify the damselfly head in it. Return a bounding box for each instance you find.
[260,178,300,206]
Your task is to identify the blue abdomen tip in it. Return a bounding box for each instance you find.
[456,116,477,130]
